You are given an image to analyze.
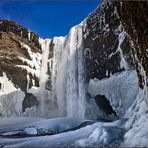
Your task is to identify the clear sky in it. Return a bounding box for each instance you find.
[0,0,100,38]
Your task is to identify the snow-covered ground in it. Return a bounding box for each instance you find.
[0,117,127,147]
[121,86,148,147]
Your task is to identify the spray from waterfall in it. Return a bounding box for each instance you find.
[39,38,51,115]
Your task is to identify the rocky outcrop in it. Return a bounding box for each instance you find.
[0,20,41,91]
[114,1,148,88]
[0,20,41,113]
[94,94,117,117]
[83,0,135,80]
[83,0,140,118]
[22,93,39,112]
[0,20,40,50]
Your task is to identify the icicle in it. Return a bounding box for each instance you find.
[117,31,128,70]
[28,31,31,42]
[20,31,22,36]
[26,74,30,91]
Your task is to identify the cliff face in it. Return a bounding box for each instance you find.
[0,20,41,116]
[115,1,148,89]
[114,2,148,146]
[0,20,41,91]
[83,1,135,80]
[83,0,140,119]
[84,0,148,88]
[0,1,147,121]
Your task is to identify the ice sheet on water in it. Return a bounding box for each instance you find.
[0,118,42,133]
[0,118,127,148]
[76,118,127,147]
[0,117,94,136]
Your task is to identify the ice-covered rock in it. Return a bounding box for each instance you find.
[24,127,37,135]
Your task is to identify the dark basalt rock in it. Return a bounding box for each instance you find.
[22,93,39,112]
[45,40,54,91]
[94,94,117,117]
[48,39,54,59]
[0,62,27,91]
[83,0,135,80]
[0,71,3,76]
[114,1,148,88]
[29,74,39,89]
[45,79,52,91]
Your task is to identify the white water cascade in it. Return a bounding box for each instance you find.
[39,38,51,90]
[39,22,86,118]
[65,23,86,118]
[39,38,51,116]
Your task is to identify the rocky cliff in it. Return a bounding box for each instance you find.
[0,20,41,90]
[0,20,41,116]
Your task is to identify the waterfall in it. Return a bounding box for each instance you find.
[77,25,86,118]
[38,22,86,118]
[65,24,86,118]
[52,36,66,116]
[39,38,51,116]
[66,26,79,117]
[39,38,51,90]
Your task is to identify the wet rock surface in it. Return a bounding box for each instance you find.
[22,93,39,112]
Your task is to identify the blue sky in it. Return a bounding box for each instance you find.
[0,0,100,38]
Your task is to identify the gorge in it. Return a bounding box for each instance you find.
[0,0,147,147]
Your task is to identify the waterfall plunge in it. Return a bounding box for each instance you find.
[39,38,51,90]
[39,23,86,118]
[39,38,51,116]
[65,24,86,118]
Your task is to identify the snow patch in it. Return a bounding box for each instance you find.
[0,73,17,95]
[18,42,41,76]
[28,31,31,42]
[122,87,148,147]
[88,70,139,117]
